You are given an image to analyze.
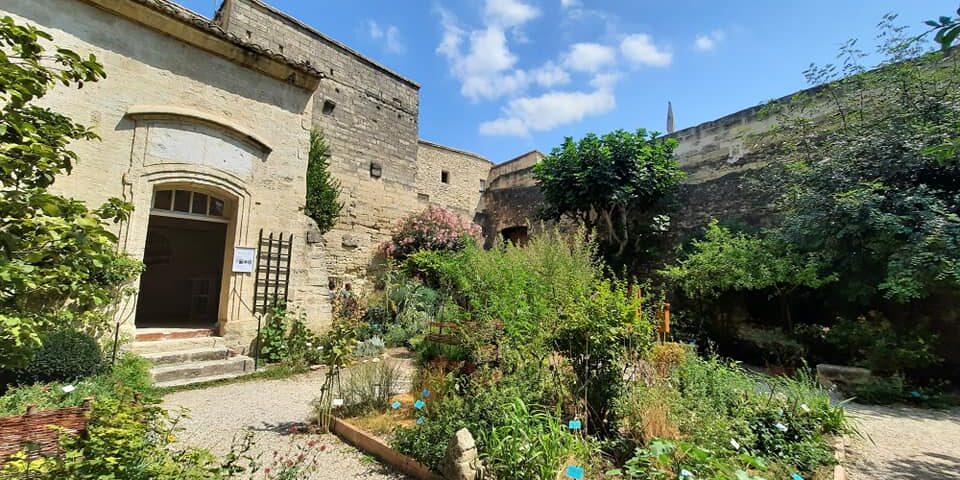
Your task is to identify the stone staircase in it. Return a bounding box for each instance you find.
[129,332,255,388]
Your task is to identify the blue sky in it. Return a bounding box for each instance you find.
[179,0,955,163]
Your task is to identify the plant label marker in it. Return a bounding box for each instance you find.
[791,473,804,480]
[565,465,583,479]
[391,401,401,409]
[416,416,425,425]
[332,398,344,407]
[422,388,430,397]
[568,419,582,430]
[414,399,425,410]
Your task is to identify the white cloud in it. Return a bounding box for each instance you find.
[531,61,570,87]
[437,6,563,100]
[560,0,581,8]
[563,42,617,72]
[589,72,621,91]
[694,30,726,52]
[479,89,616,137]
[620,34,672,67]
[368,20,405,54]
[485,0,540,28]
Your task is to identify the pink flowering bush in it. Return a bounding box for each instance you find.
[380,206,482,260]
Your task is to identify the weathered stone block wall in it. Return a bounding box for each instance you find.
[3,0,325,347]
[218,0,423,289]
[668,104,778,233]
[416,141,491,218]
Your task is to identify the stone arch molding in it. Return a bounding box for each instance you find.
[123,106,261,249]
[126,105,270,181]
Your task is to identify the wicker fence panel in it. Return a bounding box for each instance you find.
[0,404,91,463]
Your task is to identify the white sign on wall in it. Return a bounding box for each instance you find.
[232,247,256,273]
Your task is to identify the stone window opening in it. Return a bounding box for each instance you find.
[441,170,450,184]
[152,188,226,221]
[322,100,336,115]
[479,179,486,192]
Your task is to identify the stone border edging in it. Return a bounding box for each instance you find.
[833,435,847,480]
[330,417,442,480]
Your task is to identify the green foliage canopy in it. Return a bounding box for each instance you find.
[0,17,141,369]
[533,128,685,258]
[304,129,342,234]
[661,221,834,300]
[759,16,960,304]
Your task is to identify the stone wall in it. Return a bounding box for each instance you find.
[416,140,491,218]
[3,0,325,347]
[217,0,424,290]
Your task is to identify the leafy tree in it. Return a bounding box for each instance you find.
[533,128,685,260]
[304,129,342,234]
[0,17,141,369]
[661,221,834,327]
[758,15,960,305]
[925,6,960,51]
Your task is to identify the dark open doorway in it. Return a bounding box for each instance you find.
[501,226,529,246]
[136,214,227,329]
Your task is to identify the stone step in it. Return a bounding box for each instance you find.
[141,346,230,366]
[127,336,227,355]
[135,328,216,342]
[149,356,254,385]
[152,370,253,389]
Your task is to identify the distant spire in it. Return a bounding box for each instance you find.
[666,101,675,134]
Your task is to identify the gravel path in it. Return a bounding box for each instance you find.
[845,402,960,479]
[162,349,415,479]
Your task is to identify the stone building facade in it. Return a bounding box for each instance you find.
[2,0,498,349]
[4,0,815,351]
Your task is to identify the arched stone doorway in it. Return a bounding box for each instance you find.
[135,185,235,329]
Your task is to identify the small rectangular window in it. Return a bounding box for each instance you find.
[479,179,486,192]
[209,198,225,217]
[153,190,172,210]
[191,193,208,214]
[173,190,191,212]
[441,171,450,184]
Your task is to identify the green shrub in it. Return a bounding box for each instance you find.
[380,206,482,261]
[0,353,154,416]
[392,395,468,470]
[14,330,102,385]
[825,317,941,375]
[615,438,768,480]
[354,336,386,358]
[304,129,342,234]
[477,398,589,480]
[336,360,401,416]
[851,374,906,405]
[257,305,290,364]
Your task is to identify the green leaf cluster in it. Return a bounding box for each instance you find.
[303,129,342,234]
[533,128,684,260]
[0,17,141,369]
[661,220,834,300]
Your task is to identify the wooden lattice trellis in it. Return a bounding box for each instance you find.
[252,229,293,315]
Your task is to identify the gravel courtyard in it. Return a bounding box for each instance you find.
[162,350,414,479]
[845,403,960,479]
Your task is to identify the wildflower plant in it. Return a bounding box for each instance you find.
[380,206,482,260]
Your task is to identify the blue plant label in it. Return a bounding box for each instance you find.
[391,401,401,409]
[416,416,425,425]
[422,388,430,398]
[910,390,922,398]
[568,419,582,430]
[414,399,425,410]
[565,465,583,479]
[791,473,804,480]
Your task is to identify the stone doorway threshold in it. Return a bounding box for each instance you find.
[135,327,217,342]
